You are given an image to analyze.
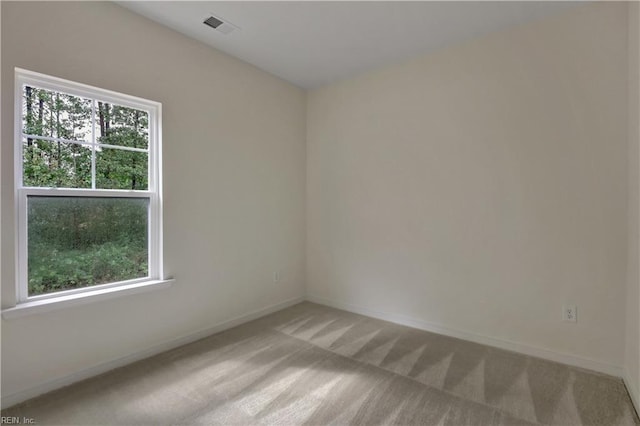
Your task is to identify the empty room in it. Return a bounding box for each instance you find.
[1,1,639,425]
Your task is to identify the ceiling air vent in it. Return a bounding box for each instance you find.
[203,15,238,35]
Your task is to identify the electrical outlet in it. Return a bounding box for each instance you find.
[563,305,577,322]
[273,271,280,283]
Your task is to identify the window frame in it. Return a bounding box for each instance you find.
[13,68,164,304]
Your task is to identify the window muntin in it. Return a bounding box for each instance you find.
[15,68,162,302]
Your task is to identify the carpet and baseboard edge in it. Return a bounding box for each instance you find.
[4,294,635,415]
[624,370,640,418]
[305,294,624,378]
[0,295,305,410]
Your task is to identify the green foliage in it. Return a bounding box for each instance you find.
[22,86,149,190]
[29,242,148,295]
[22,87,93,188]
[22,85,152,296]
[28,197,149,296]
[23,141,92,188]
[97,128,148,190]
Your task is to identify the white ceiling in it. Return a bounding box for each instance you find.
[118,1,581,89]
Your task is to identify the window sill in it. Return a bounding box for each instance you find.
[1,279,174,320]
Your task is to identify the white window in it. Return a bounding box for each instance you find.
[13,68,165,306]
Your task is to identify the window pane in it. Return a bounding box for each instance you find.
[22,86,92,142]
[96,148,148,190]
[22,138,91,188]
[96,102,149,149]
[27,196,149,296]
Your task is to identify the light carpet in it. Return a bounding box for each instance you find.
[3,302,639,425]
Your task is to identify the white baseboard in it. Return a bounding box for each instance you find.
[1,295,304,410]
[624,370,640,417]
[306,294,624,378]
[2,293,628,410]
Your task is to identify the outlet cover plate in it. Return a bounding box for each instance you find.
[563,304,577,322]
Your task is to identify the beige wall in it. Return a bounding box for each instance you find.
[307,2,628,370]
[1,1,306,401]
[626,0,640,410]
